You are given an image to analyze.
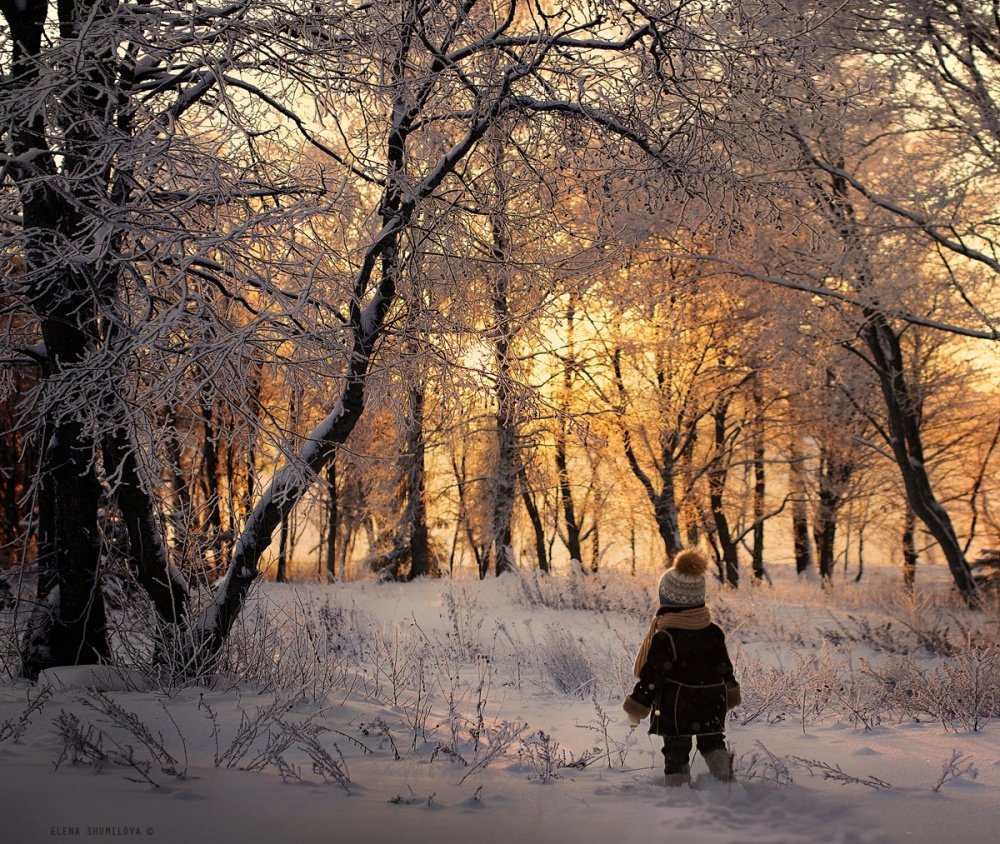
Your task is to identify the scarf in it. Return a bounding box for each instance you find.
[632,606,712,678]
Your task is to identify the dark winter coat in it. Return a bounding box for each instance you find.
[624,606,738,738]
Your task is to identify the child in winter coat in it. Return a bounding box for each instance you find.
[623,548,741,787]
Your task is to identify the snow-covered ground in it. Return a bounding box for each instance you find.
[1,564,998,844]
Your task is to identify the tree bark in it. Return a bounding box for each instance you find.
[197,399,225,575]
[709,400,739,588]
[789,442,816,577]
[276,513,290,584]
[487,138,517,579]
[818,151,978,601]
[450,453,484,577]
[518,467,549,573]
[902,507,918,589]
[859,311,977,600]
[813,510,837,583]
[556,304,584,570]
[554,424,583,567]
[404,380,433,579]
[325,457,338,581]
[489,332,516,577]
[23,408,108,678]
[813,447,854,585]
[750,381,767,582]
[613,349,684,561]
[101,425,188,626]
[7,0,118,678]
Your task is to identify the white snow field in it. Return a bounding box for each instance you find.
[1,564,998,844]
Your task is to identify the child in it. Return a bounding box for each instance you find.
[623,548,740,787]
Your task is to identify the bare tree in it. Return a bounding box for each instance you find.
[785,1,1000,595]
[3,0,721,673]
[609,275,739,563]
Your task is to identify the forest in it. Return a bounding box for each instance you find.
[3,5,1000,843]
[1,1,999,681]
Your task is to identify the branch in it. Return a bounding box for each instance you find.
[690,258,1000,340]
[514,97,683,178]
[790,128,1000,278]
[219,75,384,189]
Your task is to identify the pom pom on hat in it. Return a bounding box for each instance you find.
[658,548,709,607]
[671,549,709,578]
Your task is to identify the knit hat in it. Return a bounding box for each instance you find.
[658,548,709,607]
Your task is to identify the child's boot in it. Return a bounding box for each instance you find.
[664,770,691,787]
[704,749,734,782]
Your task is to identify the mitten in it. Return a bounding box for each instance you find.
[622,695,651,727]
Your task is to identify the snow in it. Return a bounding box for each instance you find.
[37,666,151,693]
[2,566,999,844]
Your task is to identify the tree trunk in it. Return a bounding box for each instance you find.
[854,530,865,584]
[814,510,837,583]
[404,380,433,579]
[653,482,685,561]
[613,348,684,561]
[789,444,815,576]
[556,303,584,570]
[518,467,549,573]
[813,434,853,585]
[15,192,110,678]
[902,507,918,589]
[23,408,108,678]
[709,400,739,587]
[244,369,261,521]
[487,142,517,579]
[555,423,583,568]
[276,520,289,583]
[163,410,192,541]
[451,453,484,578]
[325,457,338,581]
[197,400,224,574]
[101,424,188,626]
[821,162,977,601]
[7,0,118,678]
[860,313,976,600]
[491,355,516,577]
[750,383,767,582]
[0,364,36,566]
[813,463,837,583]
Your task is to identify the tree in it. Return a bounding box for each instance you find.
[784,1,1000,595]
[788,437,817,577]
[551,300,609,573]
[810,373,868,584]
[632,0,998,597]
[608,270,741,564]
[3,0,711,674]
[0,299,38,571]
